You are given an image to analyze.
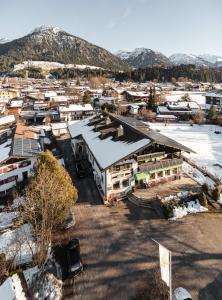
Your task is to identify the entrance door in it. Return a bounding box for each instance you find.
[22,171,28,181]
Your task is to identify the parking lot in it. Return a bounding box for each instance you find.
[56,200,222,300]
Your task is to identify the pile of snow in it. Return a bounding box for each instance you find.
[0,224,35,265]
[33,273,62,300]
[23,266,39,288]
[0,211,19,231]
[0,274,26,300]
[171,199,208,220]
[164,191,189,202]
[11,197,25,209]
[183,162,215,188]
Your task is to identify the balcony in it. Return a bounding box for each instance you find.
[139,158,183,174]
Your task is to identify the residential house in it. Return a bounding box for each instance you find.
[0,124,43,197]
[59,104,94,121]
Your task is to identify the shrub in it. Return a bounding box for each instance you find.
[199,192,208,207]
[0,253,7,284]
[212,187,221,201]
[202,183,208,193]
[162,200,178,218]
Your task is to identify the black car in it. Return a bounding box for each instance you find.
[66,239,83,277]
[76,161,87,178]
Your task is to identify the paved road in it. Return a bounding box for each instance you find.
[56,136,102,205]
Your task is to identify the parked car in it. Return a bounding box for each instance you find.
[76,161,87,178]
[66,239,83,277]
[173,287,192,300]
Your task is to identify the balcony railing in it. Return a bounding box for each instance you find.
[139,158,183,173]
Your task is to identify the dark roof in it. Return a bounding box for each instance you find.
[108,113,195,153]
[12,138,41,157]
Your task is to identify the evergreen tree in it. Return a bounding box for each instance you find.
[148,87,157,111]
[83,91,92,104]
[209,105,217,121]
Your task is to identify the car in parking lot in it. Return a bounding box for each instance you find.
[66,239,83,277]
[173,287,192,300]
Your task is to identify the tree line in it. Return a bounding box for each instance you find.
[114,65,222,83]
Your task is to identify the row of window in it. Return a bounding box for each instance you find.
[113,179,129,190]
[0,160,31,175]
[150,168,178,180]
[0,175,18,186]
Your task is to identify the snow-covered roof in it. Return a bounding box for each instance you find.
[9,99,23,107]
[68,118,151,170]
[51,122,67,130]
[156,114,177,119]
[125,91,149,97]
[59,104,93,112]
[0,115,15,126]
[206,91,222,98]
[0,139,12,163]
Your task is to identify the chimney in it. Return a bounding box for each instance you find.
[116,125,124,138]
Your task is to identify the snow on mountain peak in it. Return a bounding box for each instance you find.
[31,25,62,35]
[0,38,10,44]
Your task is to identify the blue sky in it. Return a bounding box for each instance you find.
[1,0,222,56]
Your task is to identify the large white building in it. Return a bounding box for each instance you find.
[68,113,193,203]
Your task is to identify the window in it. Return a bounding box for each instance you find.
[173,169,178,175]
[122,179,129,187]
[165,170,171,176]
[150,173,155,180]
[157,171,163,178]
[113,182,120,190]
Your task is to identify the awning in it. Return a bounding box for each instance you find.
[134,173,147,181]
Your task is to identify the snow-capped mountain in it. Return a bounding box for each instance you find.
[116,48,171,68]
[169,53,222,67]
[0,26,130,71]
[0,38,10,44]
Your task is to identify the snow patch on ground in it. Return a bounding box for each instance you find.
[148,123,222,181]
[0,224,35,265]
[13,61,104,72]
[171,199,208,220]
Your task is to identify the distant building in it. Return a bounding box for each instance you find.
[0,125,43,197]
[205,91,222,109]
[59,104,94,121]
[121,91,149,103]
[0,89,20,101]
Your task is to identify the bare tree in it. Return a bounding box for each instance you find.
[192,110,205,125]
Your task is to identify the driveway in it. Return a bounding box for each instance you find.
[56,136,102,205]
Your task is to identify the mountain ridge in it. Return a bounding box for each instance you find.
[0,26,131,72]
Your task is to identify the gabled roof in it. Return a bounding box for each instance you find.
[108,113,195,153]
[68,118,151,170]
